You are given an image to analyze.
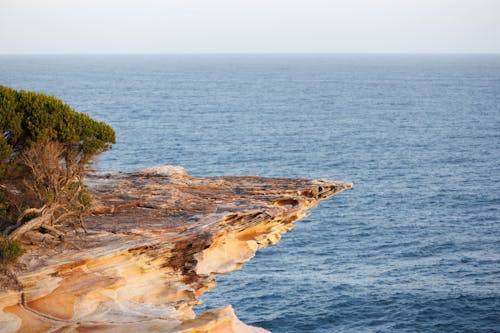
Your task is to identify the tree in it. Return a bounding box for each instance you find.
[0,85,115,241]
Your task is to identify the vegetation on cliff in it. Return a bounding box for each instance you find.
[0,236,24,263]
[0,85,115,255]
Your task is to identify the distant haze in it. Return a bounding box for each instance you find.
[0,0,499,54]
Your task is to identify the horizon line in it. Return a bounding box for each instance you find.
[1,52,500,56]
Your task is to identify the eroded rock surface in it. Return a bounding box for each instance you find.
[0,166,351,332]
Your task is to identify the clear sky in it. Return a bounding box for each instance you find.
[0,0,499,54]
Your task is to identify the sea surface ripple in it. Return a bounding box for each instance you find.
[1,55,499,332]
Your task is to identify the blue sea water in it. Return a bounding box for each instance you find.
[1,54,500,332]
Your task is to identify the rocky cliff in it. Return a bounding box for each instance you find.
[0,166,351,332]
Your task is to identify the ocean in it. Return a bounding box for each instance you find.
[1,54,499,332]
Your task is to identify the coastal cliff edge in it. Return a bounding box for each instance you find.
[0,166,351,332]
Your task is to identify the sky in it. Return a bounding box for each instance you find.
[0,0,499,54]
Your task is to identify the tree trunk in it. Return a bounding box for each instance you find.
[9,206,55,240]
[2,207,44,236]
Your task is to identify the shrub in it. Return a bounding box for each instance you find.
[0,236,24,263]
[0,85,115,163]
[0,85,115,238]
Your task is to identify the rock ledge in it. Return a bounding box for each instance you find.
[0,166,351,332]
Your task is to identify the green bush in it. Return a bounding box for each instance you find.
[78,188,92,208]
[0,85,115,162]
[0,236,25,263]
[0,85,116,236]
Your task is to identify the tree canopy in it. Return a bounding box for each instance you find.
[0,85,116,244]
[0,85,115,162]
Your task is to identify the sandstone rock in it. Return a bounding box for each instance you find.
[0,166,351,332]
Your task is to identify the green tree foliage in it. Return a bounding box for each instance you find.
[0,236,24,263]
[0,85,115,162]
[0,85,115,241]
